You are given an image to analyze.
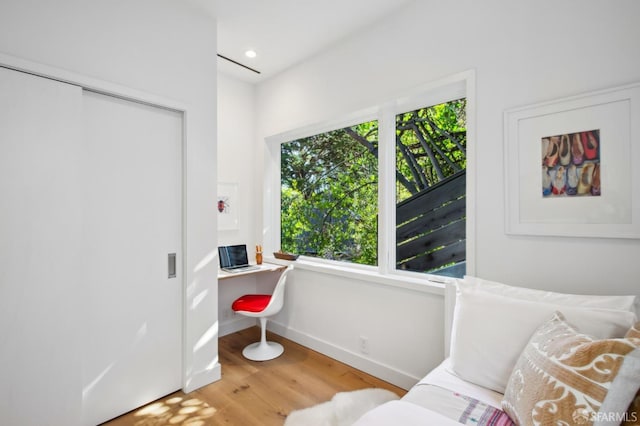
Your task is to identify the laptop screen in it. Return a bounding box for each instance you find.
[218,244,249,269]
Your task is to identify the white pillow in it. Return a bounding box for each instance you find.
[449,289,637,394]
[460,275,638,312]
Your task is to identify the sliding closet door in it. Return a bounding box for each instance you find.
[80,91,183,426]
[0,67,84,425]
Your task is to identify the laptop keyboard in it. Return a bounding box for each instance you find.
[223,265,260,273]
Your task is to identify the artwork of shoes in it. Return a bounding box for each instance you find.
[541,138,550,164]
[577,163,595,194]
[545,136,559,168]
[559,134,571,166]
[591,163,601,196]
[571,133,584,165]
[566,164,578,195]
[581,131,599,160]
[552,166,566,195]
[542,166,552,196]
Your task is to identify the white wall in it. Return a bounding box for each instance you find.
[268,268,445,388]
[217,73,258,250]
[245,0,640,388]
[0,0,219,423]
[217,73,264,335]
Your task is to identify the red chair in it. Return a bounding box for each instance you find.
[231,266,292,361]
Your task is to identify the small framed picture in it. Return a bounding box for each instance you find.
[217,182,238,230]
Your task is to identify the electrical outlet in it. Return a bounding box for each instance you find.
[223,309,231,320]
[359,335,369,355]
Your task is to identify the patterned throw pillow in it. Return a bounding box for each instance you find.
[623,324,640,426]
[502,312,640,426]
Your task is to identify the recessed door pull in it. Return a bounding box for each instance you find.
[168,253,176,278]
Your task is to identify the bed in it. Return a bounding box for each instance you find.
[354,276,640,426]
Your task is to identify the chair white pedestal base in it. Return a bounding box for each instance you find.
[232,269,293,362]
[242,341,284,361]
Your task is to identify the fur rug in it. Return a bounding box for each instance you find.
[284,388,399,426]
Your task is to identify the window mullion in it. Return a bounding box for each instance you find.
[263,139,281,255]
[378,104,396,274]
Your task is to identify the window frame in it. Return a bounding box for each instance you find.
[264,70,476,285]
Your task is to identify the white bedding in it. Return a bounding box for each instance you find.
[352,400,463,426]
[353,359,511,426]
[412,358,503,409]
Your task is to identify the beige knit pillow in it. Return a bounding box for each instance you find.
[628,323,640,339]
[623,323,640,426]
[502,312,640,426]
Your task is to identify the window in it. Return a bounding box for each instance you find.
[267,73,473,280]
[395,99,467,276]
[280,120,378,266]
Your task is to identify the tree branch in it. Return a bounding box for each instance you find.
[344,127,378,158]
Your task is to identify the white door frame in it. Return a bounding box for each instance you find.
[0,53,194,391]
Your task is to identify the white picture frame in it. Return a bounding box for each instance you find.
[217,182,239,230]
[504,82,640,238]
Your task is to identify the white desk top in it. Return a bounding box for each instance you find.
[217,262,286,280]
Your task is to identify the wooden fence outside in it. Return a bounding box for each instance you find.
[396,170,466,274]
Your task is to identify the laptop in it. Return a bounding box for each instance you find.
[218,244,260,273]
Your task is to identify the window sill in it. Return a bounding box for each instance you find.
[264,256,447,296]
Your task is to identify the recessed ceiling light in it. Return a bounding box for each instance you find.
[245,50,257,58]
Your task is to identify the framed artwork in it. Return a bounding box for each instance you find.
[217,182,239,230]
[504,82,640,238]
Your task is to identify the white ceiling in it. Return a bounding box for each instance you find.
[204,0,414,84]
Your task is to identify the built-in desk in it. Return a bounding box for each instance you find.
[218,262,287,337]
[217,262,286,280]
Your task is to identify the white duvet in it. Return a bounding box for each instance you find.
[353,400,463,426]
[352,359,507,426]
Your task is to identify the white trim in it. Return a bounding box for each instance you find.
[263,137,282,253]
[464,71,477,276]
[395,75,467,113]
[219,317,256,337]
[183,364,222,395]
[264,69,476,284]
[266,107,379,146]
[0,52,188,112]
[267,320,421,390]
[265,256,446,296]
[378,103,396,275]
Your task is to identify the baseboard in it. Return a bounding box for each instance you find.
[183,361,221,393]
[219,316,256,337]
[268,320,419,390]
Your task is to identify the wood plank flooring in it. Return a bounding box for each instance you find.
[104,327,406,425]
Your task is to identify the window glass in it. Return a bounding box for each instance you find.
[280,120,378,266]
[395,99,467,277]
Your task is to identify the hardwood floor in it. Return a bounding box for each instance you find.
[104,327,406,426]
